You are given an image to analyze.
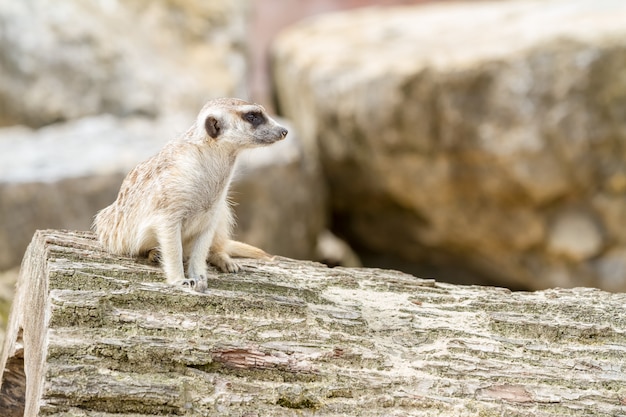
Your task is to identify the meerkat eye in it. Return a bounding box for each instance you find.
[243,111,265,127]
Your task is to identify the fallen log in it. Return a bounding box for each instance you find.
[1,230,625,416]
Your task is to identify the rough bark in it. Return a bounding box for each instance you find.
[1,230,625,416]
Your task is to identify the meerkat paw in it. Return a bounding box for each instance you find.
[209,253,240,273]
[175,276,207,292]
[180,278,196,288]
[217,258,240,273]
[186,262,208,292]
[147,248,161,265]
[189,275,208,292]
[222,259,240,273]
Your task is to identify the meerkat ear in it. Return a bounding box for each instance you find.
[204,116,220,138]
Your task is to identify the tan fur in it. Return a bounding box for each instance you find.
[93,98,287,288]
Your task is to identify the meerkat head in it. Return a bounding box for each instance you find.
[195,98,288,149]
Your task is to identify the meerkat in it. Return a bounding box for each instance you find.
[93,98,288,289]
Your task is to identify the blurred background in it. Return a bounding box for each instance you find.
[1,0,626,333]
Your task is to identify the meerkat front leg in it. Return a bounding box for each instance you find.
[186,228,215,291]
[155,221,188,286]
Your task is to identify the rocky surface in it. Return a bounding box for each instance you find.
[0,0,248,128]
[2,230,626,416]
[272,0,626,290]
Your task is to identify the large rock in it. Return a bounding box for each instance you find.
[0,0,249,127]
[272,0,626,290]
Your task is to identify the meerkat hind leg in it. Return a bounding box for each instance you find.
[209,230,240,273]
[209,245,240,273]
[207,200,241,273]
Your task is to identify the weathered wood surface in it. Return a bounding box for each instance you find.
[1,230,626,416]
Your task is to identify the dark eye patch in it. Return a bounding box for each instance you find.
[242,111,266,127]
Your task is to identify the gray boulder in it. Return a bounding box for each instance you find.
[272,0,626,290]
[0,0,249,127]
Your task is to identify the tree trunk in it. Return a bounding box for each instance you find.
[1,230,625,416]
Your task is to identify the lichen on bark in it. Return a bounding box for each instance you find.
[0,230,625,416]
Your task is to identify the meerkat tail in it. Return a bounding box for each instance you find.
[225,240,273,260]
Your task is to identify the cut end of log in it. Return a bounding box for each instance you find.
[1,230,625,416]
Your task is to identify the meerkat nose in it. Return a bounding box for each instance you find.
[280,128,288,138]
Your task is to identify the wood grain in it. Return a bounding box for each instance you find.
[1,230,625,416]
